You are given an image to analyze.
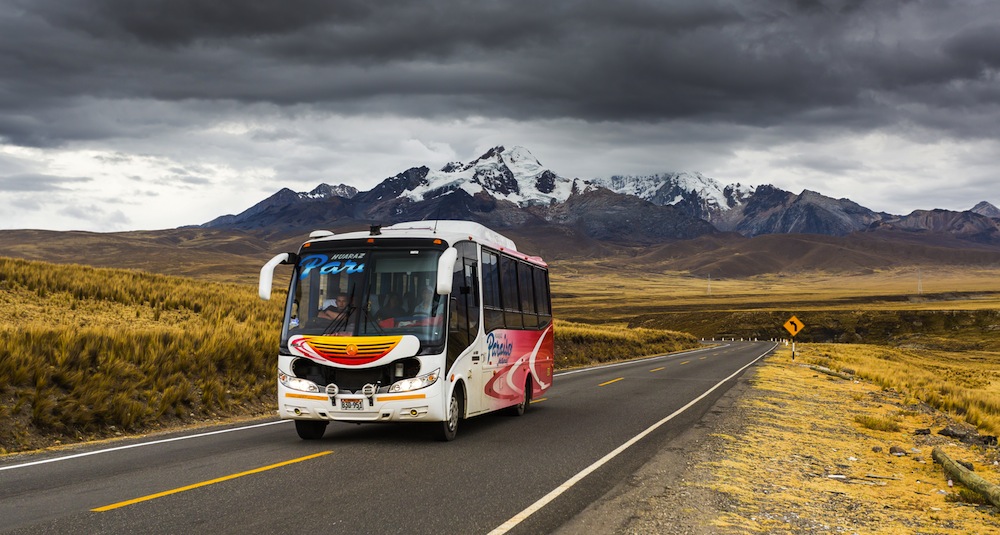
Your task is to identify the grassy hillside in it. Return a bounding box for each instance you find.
[0,256,696,453]
[0,257,287,452]
[0,228,284,284]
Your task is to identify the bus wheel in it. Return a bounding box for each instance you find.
[509,378,531,416]
[434,389,461,441]
[295,420,328,440]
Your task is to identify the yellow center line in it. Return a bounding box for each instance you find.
[649,367,666,372]
[92,451,333,512]
[530,397,547,404]
[598,377,624,387]
[680,361,691,365]
[699,357,707,360]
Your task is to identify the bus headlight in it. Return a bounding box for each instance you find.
[389,368,440,393]
[278,370,320,393]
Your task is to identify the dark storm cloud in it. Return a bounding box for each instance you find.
[1,0,998,146]
[37,0,352,46]
[0,173,91,192]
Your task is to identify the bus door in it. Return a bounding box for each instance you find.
[478,248,510,412]
[447,244,485,414]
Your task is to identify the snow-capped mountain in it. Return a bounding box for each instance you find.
[202,145,707,243]
[592,172,754,222]
[400,145,589,207]
[202,144,1000,245]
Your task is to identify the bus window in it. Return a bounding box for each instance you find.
[519,262,537,329]
[535,268,552,327]
[481,249,504,332]
[500,255,522,329]
[448,242,480,367]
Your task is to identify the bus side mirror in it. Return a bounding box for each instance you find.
[436,247,458,295]
[259,252,294,300]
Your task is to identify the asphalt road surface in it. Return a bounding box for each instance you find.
[0,341,775,534]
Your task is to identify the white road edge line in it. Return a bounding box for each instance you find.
[488,342,777,535]
[0,420,291,472]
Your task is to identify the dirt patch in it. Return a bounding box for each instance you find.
[559,348,1000,534]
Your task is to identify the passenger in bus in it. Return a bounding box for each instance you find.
[319,293,350,320]
[411,285,440,316]
[377,292,406,321]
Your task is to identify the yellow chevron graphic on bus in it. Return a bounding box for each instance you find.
[291,335,403,365]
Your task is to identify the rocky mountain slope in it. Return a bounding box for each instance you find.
[202,146,710,244]
[971,201,1000,219]
[201,144,1000,246]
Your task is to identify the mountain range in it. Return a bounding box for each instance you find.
[202,145,1000,246]
[2,145,999,280]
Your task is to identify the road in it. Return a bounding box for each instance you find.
[0,341,775,534]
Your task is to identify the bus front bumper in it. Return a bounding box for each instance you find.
[278,384,444,423]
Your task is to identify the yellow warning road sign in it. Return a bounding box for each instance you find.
[783,315,804,337]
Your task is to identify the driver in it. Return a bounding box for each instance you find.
[319,293,350,320]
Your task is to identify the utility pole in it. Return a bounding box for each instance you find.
[707,273,711,296]
[917,268,923,295]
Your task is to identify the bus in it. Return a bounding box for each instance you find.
[259,220,554,441]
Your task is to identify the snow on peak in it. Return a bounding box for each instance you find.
[400,145,579,206]
[594,172,754,212]
[300,183,359,200]
[500,145,544,175]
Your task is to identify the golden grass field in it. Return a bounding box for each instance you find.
[698,348,1000,534]
[554,262,1000,316]
[0,257,284,452]
[553,263,1000,348]
[3,251,1000,466]
[552,261,1000,431]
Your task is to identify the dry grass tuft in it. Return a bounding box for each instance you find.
[854,414,902,432]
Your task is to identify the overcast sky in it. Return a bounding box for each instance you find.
[1,0,998,231]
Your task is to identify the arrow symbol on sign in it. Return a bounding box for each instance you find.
[784,315,804,337]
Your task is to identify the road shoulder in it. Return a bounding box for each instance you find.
[553,357,752,534]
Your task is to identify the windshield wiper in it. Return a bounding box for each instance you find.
[360,305,386,335]
[323,305,355,334]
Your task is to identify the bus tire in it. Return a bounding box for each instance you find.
[433,388,462,441]
[295,420,328,440]
[508,377,531,416]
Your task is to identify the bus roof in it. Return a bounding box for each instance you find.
[383,220,517,250]
[305,220,547,268]
[309,219,548,267]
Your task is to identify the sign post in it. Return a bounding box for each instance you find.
[783,315,804,360]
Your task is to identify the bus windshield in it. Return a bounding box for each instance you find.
[282,247,447,352]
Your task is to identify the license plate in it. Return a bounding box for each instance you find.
[340,398,364,411]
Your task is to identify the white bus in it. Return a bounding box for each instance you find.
[259,220,554,441]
